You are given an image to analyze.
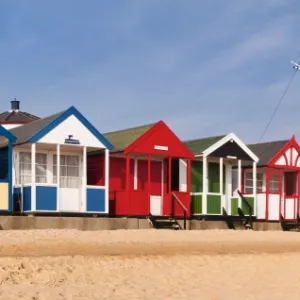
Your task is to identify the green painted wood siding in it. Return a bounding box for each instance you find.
[191,161,203,192]
[191,161,226,193]
[231,198,239,215]
[208,163,226,194]
[191,195,202,214]
[242,197,254,215]
[207,195,221,214]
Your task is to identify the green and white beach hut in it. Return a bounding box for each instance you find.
[184,133,259,217]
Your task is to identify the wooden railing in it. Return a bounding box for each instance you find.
[171,192,188,230]
[237,190,253,229]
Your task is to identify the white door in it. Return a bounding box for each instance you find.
[150,195,163,216]
[54,154,81,212]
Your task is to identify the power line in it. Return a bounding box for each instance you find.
[257,58,300,144]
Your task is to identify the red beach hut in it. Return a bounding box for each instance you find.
[87,121,195,218]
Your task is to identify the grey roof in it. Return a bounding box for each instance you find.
[245,140,289,166]
[184,135,226,154]
[9,110,64,145]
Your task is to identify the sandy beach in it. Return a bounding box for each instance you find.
[1,229,300,299]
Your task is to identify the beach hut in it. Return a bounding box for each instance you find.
[87,121,195,217]
[10,106,113,214]
[243,136,300,221]
[184,133,259,217]
[0,126,16,212]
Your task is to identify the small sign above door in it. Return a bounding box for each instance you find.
[65,135,80,145]
[154,145,168,151]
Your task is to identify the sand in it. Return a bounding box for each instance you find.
[1,229,300,299]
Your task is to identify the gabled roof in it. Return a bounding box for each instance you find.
[184,135,226,154]
[103,123,155,151]
[9,111,63,145]
[247,140,289,166]
[184,133,259,162]
[9,106,113,150]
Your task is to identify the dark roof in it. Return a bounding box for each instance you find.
[103,123,155,151]
[246,140,289,166]
[9,111,64,145]
[184,135,226,154]
[0,110,39,124]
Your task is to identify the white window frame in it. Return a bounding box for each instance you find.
[269,173,279,193]
[19,152,32,185]
[244,169,265,193]
[35,153,48,184]
[53,154,81,188]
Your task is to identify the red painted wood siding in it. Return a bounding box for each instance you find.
[125,121,194,158]
[138,160,162,195]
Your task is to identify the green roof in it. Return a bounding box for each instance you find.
[104,123,155,150]
[184,135,226,154]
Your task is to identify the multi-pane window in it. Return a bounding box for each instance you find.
[19,152,31,184]
[19,152,47,184]
[36,153,47,183]
[53,155,80,188]
[244,171,264,193]
[269,174,279,193]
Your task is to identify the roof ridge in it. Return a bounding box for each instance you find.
[104,122,156,135]
[247,139,289,146]
[184,134,227,143]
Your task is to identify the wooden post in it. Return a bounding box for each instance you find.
[148,155,151,215]
[252,162,257,216]
[187,159,191,216]
[82,146,87,213]
[31,143,36,211]
[104,149,109,214]
[265,167,270,220]
[202,155,208,215]
[219,157,224,210]
[126,154,130,214]
[168,157,172,215]
[238,159,242,209]
[56,144,60,212]
[279,169,283,220]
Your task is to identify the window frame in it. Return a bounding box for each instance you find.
[244,169,265,194]
[53,154,81,188]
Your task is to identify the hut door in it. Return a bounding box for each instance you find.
[282,171,298,220]
[56,154,81,212]
[150,161,163,216]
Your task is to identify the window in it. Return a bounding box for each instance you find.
[53,155,80,188]
[19,152,48,184]
[269,174,279,193]
[36,153,47,183]
[244,171,264,193]
[19,152,31,185]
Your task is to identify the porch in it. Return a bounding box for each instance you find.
[13,142,109,214]
[191,157,257,216]
[108,153,192,217]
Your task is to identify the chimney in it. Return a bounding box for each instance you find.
[10,98,20,111]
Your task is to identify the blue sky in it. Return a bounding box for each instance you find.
[0,0,300,143]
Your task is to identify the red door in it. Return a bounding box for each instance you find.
[282,171,298,220]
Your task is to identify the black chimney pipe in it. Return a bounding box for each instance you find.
[11,98,20,111]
